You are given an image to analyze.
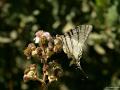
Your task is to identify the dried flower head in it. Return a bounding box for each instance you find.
[53,35,63,52]
[34,31,52,44]
[28,43,36,50]
[24,47,32,59]
[47,61,63,82]
[23,64,38,82]
[24,43,36,59]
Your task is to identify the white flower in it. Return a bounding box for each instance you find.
[34,37,40,43]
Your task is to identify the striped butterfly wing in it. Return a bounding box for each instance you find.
[61,25,92,67]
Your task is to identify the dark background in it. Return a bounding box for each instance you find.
[0,0,120,90]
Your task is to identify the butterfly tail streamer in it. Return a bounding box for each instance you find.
[76,60,88,79]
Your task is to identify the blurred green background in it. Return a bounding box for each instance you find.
[0,0,120,90]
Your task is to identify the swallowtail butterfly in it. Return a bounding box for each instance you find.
[60,25,92,77]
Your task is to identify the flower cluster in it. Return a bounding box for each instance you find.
[24,31,62,61]
[23,30,63,84]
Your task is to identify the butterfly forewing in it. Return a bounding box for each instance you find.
[61,35,69,54]
[64,33,73,56]
[77,25,92,45]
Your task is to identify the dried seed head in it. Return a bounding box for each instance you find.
[47,61,63,82]
[28,43,36,50]
[36,47,42,56]
[34,31,52,44]
[23,64,38,82]
[24,48,32,59]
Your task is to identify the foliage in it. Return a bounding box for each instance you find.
[0,0,120,90]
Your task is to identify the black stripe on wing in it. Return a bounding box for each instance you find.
[67,30,73,55]
[72,28,79,43]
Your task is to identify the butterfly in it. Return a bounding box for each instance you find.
[60,25,92,77]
